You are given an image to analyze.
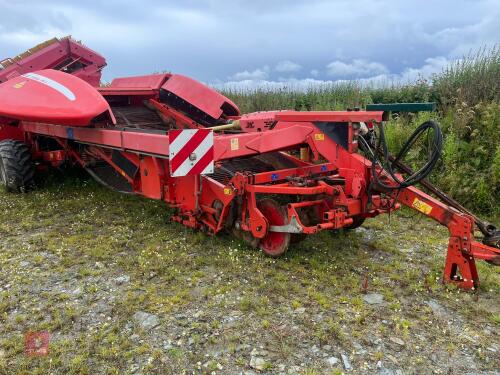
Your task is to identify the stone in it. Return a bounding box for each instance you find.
[294,307,306,314]
[385,354,398,363]
[250,348,260,356]
[378,368,395,375]
[425,300,449,318]
[20,261,30,267]
[389,336,405,346]
[249,356,266,371]
[325,356,339,366]
[309,345,320,354]
[133,311,160,330]
[115,275,130,284]
[341,353,352,371]
[129,364,140,373]
[363,293,384,305]
[163,341,173,350]
[353,342,367,354]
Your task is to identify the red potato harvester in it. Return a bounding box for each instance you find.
[0,39,498,291]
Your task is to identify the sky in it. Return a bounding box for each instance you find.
[0,0,498,89]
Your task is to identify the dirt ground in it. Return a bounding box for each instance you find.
[0,173,499,374]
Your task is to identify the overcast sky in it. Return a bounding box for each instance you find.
[0,0,498,88]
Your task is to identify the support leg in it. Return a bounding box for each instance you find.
[443,237,479,289]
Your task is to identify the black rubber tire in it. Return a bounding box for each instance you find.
[0,140,35,192]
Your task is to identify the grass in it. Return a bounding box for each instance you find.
[0,172,498,373]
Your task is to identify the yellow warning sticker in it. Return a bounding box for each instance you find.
[230,138,239,151]
[13,81,26,89]
[412,198,433,215]
[224,188,232,195]
[314,133,325,141]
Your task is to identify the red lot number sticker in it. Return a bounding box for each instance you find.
[25,331,50,356]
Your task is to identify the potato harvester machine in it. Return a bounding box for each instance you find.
[0,37,498,290]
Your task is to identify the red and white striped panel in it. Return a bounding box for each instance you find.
[168,129,214,177]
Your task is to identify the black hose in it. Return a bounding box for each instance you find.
[361,120,443,190]
[359,121,500,249]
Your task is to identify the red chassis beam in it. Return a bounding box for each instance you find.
[16,121,326,161]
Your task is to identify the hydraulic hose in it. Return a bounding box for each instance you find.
[359,120,499,248]
[362,120,443,190]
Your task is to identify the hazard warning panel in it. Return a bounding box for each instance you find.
[168,129,214,177]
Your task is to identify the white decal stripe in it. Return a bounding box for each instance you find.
[169,129,197,155]
[200,161,214,175]
[172,133,213,177]
[22,72,76,101]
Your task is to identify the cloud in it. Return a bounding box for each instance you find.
[275,60,302,73]
[215,78,341,92]
[326,59,389,78]
[399,56,451,81]
[230,66,270,81]
[0,0,497,84]
[215,56,453,91]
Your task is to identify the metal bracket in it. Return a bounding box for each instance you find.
[269,216,303,233]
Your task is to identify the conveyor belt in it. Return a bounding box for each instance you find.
[112,105,168,131]
[209,152,298,184]
[86,162,133,193]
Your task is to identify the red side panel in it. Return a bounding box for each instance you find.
[109,73,171,90]
[0,69,114,126]
[238,110,385,132]
[239,111,283,132]
[0,123,23,141]
[161,74,240,120]
[275,111,384,122]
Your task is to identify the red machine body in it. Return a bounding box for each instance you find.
[0,60,498,292]
[0,70,114,126]
[0,37,106,87]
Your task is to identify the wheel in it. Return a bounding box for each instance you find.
[344,215,365,230]
[0,140,35,192]
[257,198,290,257]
